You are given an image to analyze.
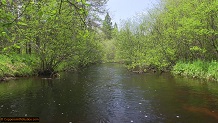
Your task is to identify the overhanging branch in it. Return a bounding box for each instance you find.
[65,0,87,27]
[3,0,31,26]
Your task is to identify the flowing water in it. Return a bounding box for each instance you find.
[0,63,218,123]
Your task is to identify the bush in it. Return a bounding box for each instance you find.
[0,54,39,77]
[172,60,218,81]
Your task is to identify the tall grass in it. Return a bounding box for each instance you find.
[172,60,218,81]
[0,54,39,78]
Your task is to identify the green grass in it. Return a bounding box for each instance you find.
[172,60,218,81]
[0,54,39,78]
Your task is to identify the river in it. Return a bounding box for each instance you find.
[0,63,218,123]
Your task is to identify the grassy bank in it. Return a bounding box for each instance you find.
[172,60,218,81]
[0,54,39,79]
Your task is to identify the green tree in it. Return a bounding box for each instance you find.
[102,12,113,39]
[114,22,118,30]
[86,0,108,30]
[115,0,218,72]
[0,0,108,76]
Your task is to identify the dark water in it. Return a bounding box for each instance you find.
[0,63,218,123]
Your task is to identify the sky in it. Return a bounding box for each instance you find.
[106,0,159,26]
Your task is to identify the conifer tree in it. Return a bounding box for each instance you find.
[102,12,113,39]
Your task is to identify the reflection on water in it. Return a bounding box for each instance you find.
[0,63,218,123]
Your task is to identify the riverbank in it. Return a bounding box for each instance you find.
[172,60,218,82]
[0,54,39,81]
[121,59,218,82]
[0,54,98,81]
[1,54,217,83]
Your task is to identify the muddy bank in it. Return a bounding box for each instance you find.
[0,77,17,82]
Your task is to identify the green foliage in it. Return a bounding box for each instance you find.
[102,12,113,39]
[115,17,171,71]
[114,0,218,74]
[0,0,107,76]
[102,39,117,62]
[172,60,218,81]
[1,0,217,83]
[206,61,218,81]
[0,54,39,78]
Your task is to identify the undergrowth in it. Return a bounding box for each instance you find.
[0,54,39,78]
[172,60,218,81]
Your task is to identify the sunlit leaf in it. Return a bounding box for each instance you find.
[2,0,6,5]
[3,48,8,51]
[38,11,43,17]
[17,22,27,26]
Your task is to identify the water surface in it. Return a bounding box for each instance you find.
[0,63,218,123]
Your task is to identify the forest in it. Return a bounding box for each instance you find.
[105,0,218,81]
[1,0,218,81]
[0,0,106,79]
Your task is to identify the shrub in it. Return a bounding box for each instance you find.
[172,60,218,81]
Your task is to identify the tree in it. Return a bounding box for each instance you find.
[86,0,108,29]
[115,0,218,72]
[0,0,108,76]
[102,12,113,39]
[114,22,118,30]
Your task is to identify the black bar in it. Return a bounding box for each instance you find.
[0,117,39,122]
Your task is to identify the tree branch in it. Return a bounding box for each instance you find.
[65,0,87,27]
[59,0,63,14]
[3,0,31,26]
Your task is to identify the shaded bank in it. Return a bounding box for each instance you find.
[0,54,100,81]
